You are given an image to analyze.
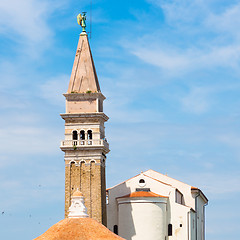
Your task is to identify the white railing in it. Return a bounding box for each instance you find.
[61,139,109,148]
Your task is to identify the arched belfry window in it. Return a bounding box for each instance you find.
[87,130,92,145]
[73,131,78,140]
[87,130,92,139]
[72,131,78,146]
[80,130,85,140]
[80,130,85,145]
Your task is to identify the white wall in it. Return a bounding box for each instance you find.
[118,198,167,240]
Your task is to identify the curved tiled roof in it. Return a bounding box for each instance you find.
[72,190,83,197]
[117,191,168,199]
[34,217,125,240]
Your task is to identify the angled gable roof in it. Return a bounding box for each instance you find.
[107,169,207,203]
[143,169,192,188]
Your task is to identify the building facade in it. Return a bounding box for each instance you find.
[60,30,109,225]
[58,13,208,238]
[107,170,208,240]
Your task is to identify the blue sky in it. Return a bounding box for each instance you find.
[0,0,240,239]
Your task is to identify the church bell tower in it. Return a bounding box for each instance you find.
[60,13,109,225]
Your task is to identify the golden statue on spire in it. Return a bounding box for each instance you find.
[77,12,87,33]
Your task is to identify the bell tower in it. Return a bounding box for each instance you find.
[60,14,109,225]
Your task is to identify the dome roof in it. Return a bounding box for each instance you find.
[72,189,83,197]
[34,217,125,240]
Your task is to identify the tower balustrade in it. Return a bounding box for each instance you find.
[61,139,109,148]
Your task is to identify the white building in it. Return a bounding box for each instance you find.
[107,169,208,240]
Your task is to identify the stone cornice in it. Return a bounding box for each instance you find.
[60,145,110,154]
[63,92,106,101]
[60,112,109,121]
[65,160,106,168]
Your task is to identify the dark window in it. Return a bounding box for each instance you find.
[180,224,182,227]
[175,189,184,205]
[139,179,145,184]
[72,131,78,140]
[168,224,172,236]
[113,225,118,235]
[80,130,85,140]
[87,130,92,139]
[136,188,150,192]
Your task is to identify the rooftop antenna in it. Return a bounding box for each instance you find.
[90,0,92,39]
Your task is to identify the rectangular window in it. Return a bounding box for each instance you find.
[114,225,118,235]
[168,224,172,236]
[175,189,184,205]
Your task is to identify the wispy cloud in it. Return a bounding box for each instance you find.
[128,41,240,74]
[0,0,67,56]
[0,166,63,210]
[39,74,68,106]
[125,1,240,74]
[206,2,240,39]
[147,0,221,28]
[181,171,240,198]
[180,86,212,114]
[217,133,240,159]
[0,0,50,44]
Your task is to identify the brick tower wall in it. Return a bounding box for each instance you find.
[64,160,107,225]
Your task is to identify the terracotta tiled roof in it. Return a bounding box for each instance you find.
[117,191,168,199]
[34,217,125,240]
[72,190,83,197]
[191,187,208,202]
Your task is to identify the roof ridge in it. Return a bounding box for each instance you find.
[144,169,192,187]
[117,190,169,199]
[143,173,173,187]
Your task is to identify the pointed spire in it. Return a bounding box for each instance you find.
[67,33,100,94]
[68,190,89,218]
